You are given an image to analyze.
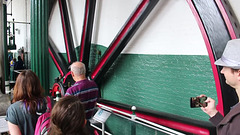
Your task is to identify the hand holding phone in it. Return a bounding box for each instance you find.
[190,96,207,108]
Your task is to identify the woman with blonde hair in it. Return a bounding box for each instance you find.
[6,70,47,135]
[48,96,88,135]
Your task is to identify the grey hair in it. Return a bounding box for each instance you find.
[70,62,86,76]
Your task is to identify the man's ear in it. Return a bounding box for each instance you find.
[237,69,240,81]
[71,71,74,77]
[84,119,87,126]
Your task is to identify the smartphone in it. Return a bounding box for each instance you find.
[190,96,207,108]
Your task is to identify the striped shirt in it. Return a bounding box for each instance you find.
[65,79,99,119]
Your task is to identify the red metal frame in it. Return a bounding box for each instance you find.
[187,0,224,115]
[48,48,64,77]
[58,0,71,63]
[79,0,89,62]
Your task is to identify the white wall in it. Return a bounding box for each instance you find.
[6,0,240,55]
[229,0,240,21]
[49,0,85,52]
[49,0,206,55]
[49,0,240,55]
[7,0,30,52]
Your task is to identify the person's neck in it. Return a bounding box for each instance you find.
[74,76,86,82]
[235,87,240,102]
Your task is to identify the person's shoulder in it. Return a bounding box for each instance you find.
[6,101,23,115]
[232,107,240,118]
[90,80,98,87]
[65,86,76,95]
[85,79,97,85]
[9,101,23,108]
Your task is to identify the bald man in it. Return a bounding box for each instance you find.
[65,62,99,119]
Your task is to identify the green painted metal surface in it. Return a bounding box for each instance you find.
[30,0,49,93]
[102,54,217,121]
[105,114,169,135]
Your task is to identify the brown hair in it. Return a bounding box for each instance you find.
[48,96,88,135]
[13,70,45,113]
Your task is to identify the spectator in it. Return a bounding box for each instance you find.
[10,58,16,80]
[65,61,99,120]
[5,70,47,135]
[48,96,88,135]
[10,58,16,67]
[14,56,25,70]
[200,39,240,134]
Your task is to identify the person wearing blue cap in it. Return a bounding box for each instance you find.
[200,39,240,135]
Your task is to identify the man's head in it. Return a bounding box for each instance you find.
[18,56,22,61]
[215,39,240,88]
[70,62,86,81]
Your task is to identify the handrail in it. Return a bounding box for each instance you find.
[97,103,185,135]
[90,123,112,135]
[97,98,215,135]
[7,21,30,24]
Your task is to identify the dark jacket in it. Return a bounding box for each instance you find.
[14,56,24,70]
[210,103,240,135]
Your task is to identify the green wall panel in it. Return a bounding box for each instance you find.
[89,44,108,71]
[101,54,217,121]
[105,114,167,135]
[105,115,132,135]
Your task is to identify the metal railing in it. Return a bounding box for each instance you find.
[91,103,185,135]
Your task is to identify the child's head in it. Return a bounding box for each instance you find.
[49,96,87,135]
